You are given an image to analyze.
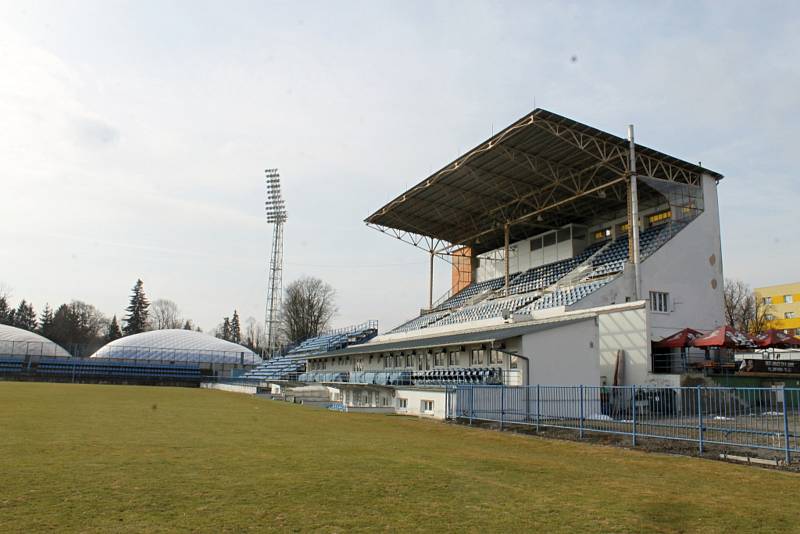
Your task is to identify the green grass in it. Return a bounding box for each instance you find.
[1,382,797,533]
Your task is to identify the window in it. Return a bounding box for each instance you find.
[398,398,408,411]
[763,296,772,305]
[489,350,503,365]
[796,329,800,336]
[448,351,459,366]
[650,291,670,313]
[786,312,796,319]
[470,349,485,365]
[434,351,447,367]
[421,400,434,414]
[594,228,611,240]
[766,314,775,321]
[785,295,794,304]
[381,396,389,407]
[648,210,672,225]
[405,354,412,368]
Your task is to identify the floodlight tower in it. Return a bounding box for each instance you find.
[264,168,287,358]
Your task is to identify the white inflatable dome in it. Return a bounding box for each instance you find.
[91,329,261,365]
[0,324,71,357]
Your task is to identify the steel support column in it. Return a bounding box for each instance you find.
[428,249,435,310]
[627,125,641,300]
[504,223,510,296]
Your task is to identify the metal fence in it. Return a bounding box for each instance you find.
[446,385,800,463]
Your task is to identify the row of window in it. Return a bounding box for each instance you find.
[763,295,795,305]
[397,398,434,415]
[765,312,797,321]
[592,211,672,241]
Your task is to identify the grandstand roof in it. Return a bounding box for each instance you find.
[0,324,71,357]
[367,108,723,255]
[308,315,593,358]
[91,329,260,364]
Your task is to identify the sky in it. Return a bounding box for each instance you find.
[1,0,798,334]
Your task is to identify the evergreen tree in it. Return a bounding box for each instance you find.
[222,317,231,341]
[183,319,193,330]
[0,295,9,325]
[123,279,150,336]
[230,310,241,343]
[105,315,123,342]
[39,304,54,337]
[14,300,37,331]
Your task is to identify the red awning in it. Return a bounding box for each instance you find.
[753,329,800,348]
[653,328,704,349]
[691,325,754,349]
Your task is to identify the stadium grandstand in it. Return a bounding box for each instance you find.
[246,108,727,418]
[240,321,378,381]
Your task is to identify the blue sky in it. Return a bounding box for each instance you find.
[1,1,797,332]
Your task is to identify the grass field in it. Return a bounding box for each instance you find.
[1,382,798,533]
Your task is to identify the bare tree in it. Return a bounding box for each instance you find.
[724,278,774,334]
[150,299,183,330]
[281,276,337,344]
[243,316,267,354]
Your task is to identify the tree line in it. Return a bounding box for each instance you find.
[2,275,339,357]
[0,279,203,356]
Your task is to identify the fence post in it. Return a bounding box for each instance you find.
[469,386,474,426]
[536,384,541,432]
[631,385,637,447]
[445,386,450,420]
[697,385,704,454]
[579,384,584,439]
[782,386,791,465]
[500,384,505,430]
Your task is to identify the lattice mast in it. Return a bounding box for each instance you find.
[264,168,287,357]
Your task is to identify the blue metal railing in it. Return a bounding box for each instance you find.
[446,384,800,463]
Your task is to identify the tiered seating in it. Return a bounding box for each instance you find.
[240,354,306,381]
[0,356,24,373]
[414,368,502,385]
[590,235,629,276]
[36,358,202,379]
[435,276,507,311]
[287,322,378,355]
[527,280,611,310]
[590,224,673,277]
[389,310,451,334]
[507,240,607,295]
[434,296,534,327]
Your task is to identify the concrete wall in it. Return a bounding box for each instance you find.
[598,306,650,386]
[641,174,725,340]
[394,388,447,419]
[522,318,600,385]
